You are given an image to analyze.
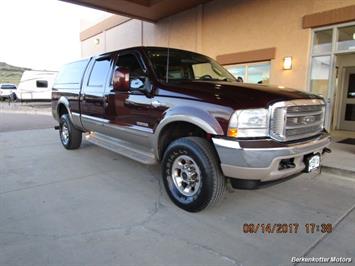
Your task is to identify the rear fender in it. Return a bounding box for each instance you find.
[54,96,72,121]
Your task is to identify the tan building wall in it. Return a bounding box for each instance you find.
[80,0,355,90]
[81,32,106,56]
[106,19,143,51]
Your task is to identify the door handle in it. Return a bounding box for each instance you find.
[103,95,109,108]
[151,100,161,108]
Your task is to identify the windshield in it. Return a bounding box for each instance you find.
[146,48,236,83]
[1,84,16,90]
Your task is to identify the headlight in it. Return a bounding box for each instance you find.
[227,108,269,138]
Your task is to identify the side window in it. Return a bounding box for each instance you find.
[115,54,145,91]
[36,80,48,88]
[88,58,111,87]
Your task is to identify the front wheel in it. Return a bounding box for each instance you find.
[161,137,225,212]
[59,114,82,150]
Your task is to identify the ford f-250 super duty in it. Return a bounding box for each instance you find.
[52,46,331,212]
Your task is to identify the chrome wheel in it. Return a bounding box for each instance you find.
[61,123,69,145]
[171,155,201,197]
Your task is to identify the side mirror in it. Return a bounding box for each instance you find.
[113,67,130,91]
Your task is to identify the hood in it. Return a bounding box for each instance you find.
[156,80,322,109]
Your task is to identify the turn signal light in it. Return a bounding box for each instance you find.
[227,128,238,138]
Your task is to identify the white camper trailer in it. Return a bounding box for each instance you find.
[16,70,57,101]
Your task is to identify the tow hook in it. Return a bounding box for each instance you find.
[322,147,331,154]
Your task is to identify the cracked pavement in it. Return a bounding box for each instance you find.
[0,123,355,265]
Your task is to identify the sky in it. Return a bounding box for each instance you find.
[0,0,110,70]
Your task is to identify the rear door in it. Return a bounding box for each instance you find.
[80,55,113,132]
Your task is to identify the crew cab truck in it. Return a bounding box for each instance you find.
[52,47,331,212]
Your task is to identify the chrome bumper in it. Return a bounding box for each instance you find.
[212,133,331,182]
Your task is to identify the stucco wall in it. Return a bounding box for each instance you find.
[81,32,106,57]
[80,0,355,90]
[106,19,142,52]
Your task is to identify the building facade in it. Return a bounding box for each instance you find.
[79,0,355,132]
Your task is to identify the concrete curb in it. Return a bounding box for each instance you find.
[0,110,52,116]
[322,166,355,180]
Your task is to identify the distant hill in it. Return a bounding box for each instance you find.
[0,62,31,86]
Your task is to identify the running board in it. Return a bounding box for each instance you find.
[85,132,157,165]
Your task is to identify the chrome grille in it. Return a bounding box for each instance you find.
[270,99,325,141]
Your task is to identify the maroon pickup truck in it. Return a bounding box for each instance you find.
[52,46,331,212]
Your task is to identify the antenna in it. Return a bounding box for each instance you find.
[165,17,172,83]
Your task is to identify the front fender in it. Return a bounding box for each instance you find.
[153,106,224,159]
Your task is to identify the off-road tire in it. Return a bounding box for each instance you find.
[59,114,82,150]
[161,137,225,212]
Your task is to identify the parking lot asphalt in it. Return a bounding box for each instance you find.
[0,112,55,132]
[0,120,355,265]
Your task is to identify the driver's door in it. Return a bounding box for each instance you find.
[103,51,165,147]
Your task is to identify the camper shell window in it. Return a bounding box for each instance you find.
[55,59,89,85]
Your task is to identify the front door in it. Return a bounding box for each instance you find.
[103,52,166,148]
[339,67,355,131]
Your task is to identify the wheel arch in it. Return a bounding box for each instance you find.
[56,96,73,121]
[154,106,224,160]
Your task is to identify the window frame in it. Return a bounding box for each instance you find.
[308,21,355,130]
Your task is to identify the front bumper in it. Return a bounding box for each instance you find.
[212,133,331,182]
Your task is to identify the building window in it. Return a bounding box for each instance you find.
[225,62,270,84]
[309,22,355,130]
[313,29,333,54]
[337,25,355,51]
[310,56,331,98]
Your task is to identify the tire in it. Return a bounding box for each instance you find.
[59,114,82,150]
[161,137,225,212]
[9,93,17,101]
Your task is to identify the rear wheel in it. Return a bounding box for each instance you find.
[161,137,225,212]
[59,114,82,150]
